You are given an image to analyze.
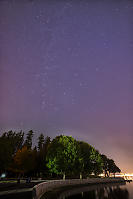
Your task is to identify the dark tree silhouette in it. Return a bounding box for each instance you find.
[24,130,34,149]
[37,133,45,151]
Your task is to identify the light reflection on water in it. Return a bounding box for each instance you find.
[59,182,133,199]
[122,182,133,199]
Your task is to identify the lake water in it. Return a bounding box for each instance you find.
[61,182,133,199]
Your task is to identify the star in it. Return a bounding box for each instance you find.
[96,67,99,72]
[79,82,83,87]
[113,8,120,12]
[31,90,35,95]
[54,107,59,111]
[74,73,79,77]
[72,98,75,105]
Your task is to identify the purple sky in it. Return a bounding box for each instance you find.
[0,0,133,173]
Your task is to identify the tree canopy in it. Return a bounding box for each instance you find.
[24,130,34,149]
[46,135,79,179]
[101,155,121,177]
[0,130,121,179]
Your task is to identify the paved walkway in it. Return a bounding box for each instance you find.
[0,188,32,196]
[0,180,46,196]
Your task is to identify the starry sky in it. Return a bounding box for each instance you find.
[0,0,133,173]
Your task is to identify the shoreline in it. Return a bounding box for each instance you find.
[41,181,126,199]
[33,177,125,199]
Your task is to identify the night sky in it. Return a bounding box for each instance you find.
[0,0,133,173]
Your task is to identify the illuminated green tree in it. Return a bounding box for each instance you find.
[46,135,78,179]
[76,141,93,179]
[89,148,103,175]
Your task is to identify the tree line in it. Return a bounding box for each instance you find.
[0,130,121,179]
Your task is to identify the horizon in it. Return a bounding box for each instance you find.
[0,0,133,173]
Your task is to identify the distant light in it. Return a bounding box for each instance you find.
[1,173,6,178]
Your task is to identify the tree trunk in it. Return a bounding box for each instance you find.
[63,172,65,180]
[105,170,109,177]
[80,173,82,179]
[105,170,107,177]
